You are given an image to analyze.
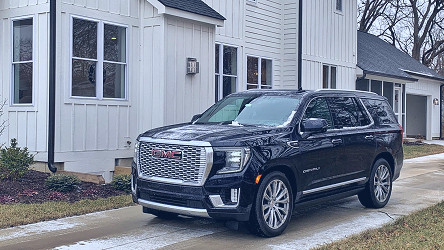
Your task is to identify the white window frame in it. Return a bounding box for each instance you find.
[10,15,35,107]
[246,55,273,90]
[70,15,129,101]
[322,64,337,89]
[215,43,239,101]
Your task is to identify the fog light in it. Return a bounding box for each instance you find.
[231,188,239,203]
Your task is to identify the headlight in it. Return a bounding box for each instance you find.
[214,147,251,174]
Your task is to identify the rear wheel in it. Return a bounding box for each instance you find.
[143,207,178,219]
[248,171,293,237]
[358,158,392,208]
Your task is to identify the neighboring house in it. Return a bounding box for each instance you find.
[356,31,444,140]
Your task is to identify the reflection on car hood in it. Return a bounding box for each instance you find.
[139,123,292,147]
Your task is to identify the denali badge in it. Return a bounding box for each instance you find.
[152,150,183,160]
[303,167,320,174]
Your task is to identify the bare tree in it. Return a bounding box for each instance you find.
[359,0,444,72]
[358,0,391,32]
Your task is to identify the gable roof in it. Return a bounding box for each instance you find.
[157,0,225,21]
[357,31,444,82]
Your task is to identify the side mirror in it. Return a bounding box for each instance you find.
[191,114,202,123]
[301,118,328,139]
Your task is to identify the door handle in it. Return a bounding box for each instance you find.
[365,135,374,140]
[331,139,342,144]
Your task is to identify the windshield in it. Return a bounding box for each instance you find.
[195,94,302,127]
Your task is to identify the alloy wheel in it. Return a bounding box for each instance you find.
[262,179,290,229]
[373,165,391,203]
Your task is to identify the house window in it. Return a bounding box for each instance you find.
[71,17,127,99]
[322,65,337,89]
[336,0,343,11]
[247,56,272,89]
[215,44,238,102]
[12,18,33,104]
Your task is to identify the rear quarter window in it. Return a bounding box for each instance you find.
[362,98,398,125]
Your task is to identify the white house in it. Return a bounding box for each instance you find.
[0,0,440,181]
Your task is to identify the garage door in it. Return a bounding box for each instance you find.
[406,94,427,138]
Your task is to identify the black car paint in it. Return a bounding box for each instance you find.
[133,90,403,222]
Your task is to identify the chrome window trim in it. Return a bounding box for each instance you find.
[138,199,210,218]
[302,177,367,195]
[299,96,375,136]
[137,137,213,186]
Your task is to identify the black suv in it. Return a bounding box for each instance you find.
[132,89,403,237]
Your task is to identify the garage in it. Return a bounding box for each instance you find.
[406,94,427,138]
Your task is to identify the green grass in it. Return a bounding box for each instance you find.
[0,195,134,229]
[317,201,444,250]
[403,144,444,159]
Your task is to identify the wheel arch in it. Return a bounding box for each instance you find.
[261,165,298,199]
[373,152,395,178]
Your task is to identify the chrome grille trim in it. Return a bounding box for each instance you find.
[137,137,213,186]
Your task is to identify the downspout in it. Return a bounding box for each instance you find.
[48,0,57,173]
[441,84,444,139]
[297,0,303,90]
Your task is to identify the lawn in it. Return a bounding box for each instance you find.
[318,201,444,249]
[403,143,444,159]
[0,195,133,229]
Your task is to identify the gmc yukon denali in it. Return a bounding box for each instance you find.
[131,89,403,237]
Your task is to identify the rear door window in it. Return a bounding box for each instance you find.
[326,97,370,129]
[362,98,398,125]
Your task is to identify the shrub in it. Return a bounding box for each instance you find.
[45,174,81,193]
[111,175,131,192]
[0,139,34,181]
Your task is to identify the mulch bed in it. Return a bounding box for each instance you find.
[0,170,127,204]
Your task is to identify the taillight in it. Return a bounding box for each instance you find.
[399,124,403,143]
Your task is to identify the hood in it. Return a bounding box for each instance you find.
[139,123,293,147]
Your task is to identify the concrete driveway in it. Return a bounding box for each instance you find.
[1,154,443,250]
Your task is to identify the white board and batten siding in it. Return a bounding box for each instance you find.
[55,0,141,174]
[0,1,49,160]
[164,16,216,126]
[302,0,357,90]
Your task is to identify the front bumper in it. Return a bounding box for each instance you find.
[132,162,255,221]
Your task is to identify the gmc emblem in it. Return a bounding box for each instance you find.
[152,150,183,160]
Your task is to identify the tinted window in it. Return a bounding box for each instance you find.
[303,98,333,129]
[327,97,367,128]
[362,98,398,125]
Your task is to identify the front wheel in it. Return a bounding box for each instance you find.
[248,171,293,237]
[358,158,393,208]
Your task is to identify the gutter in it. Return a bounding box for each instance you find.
[297,0,303,90]
[48,0,57,173]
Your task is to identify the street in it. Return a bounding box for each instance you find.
[1,154,443,250]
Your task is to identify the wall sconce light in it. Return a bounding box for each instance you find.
[187,58,199,74]
[433,98,439,106]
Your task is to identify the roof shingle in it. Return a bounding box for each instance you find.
[357,31,444,81]
[158,0,225,20]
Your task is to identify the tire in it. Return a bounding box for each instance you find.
[143,207,178,219]
[358,158,393,208]
[248,171,293,237]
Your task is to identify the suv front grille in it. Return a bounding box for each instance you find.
[138,139,212,186]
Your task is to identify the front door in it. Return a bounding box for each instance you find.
[298,97,343,191]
